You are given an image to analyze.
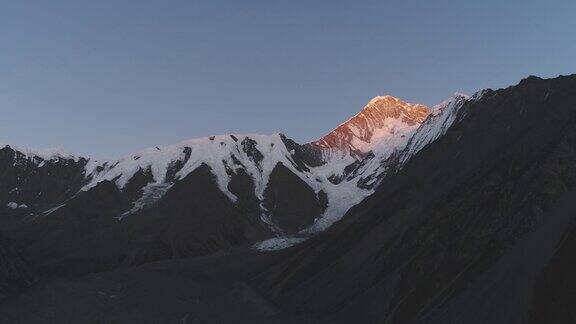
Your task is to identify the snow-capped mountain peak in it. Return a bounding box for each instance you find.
[310,95,430,158]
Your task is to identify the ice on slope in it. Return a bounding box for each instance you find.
[118,183,172,219]
[254,237,308,251]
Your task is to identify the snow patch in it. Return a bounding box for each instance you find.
[254,236,308,251]
[6,202,27,209]
[119,183,172,219]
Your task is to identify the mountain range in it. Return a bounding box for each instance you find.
[1,74,575,323]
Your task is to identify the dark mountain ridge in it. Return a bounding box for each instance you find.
[255,74,576,323]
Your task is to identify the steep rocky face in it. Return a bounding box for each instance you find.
[262,163,326,232]
[0,146,88,217]
[311,95,430,158]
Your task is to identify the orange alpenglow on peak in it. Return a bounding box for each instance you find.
[311,95,430,158]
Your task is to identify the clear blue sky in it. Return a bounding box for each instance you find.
[2,0,575,158]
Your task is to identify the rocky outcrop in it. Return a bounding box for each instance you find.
[263,163,325,232]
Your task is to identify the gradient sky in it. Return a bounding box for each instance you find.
[2,0,575,158]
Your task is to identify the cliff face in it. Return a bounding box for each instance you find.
[311,95,430,158]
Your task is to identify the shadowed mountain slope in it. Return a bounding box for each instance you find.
[256,74,576,323]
